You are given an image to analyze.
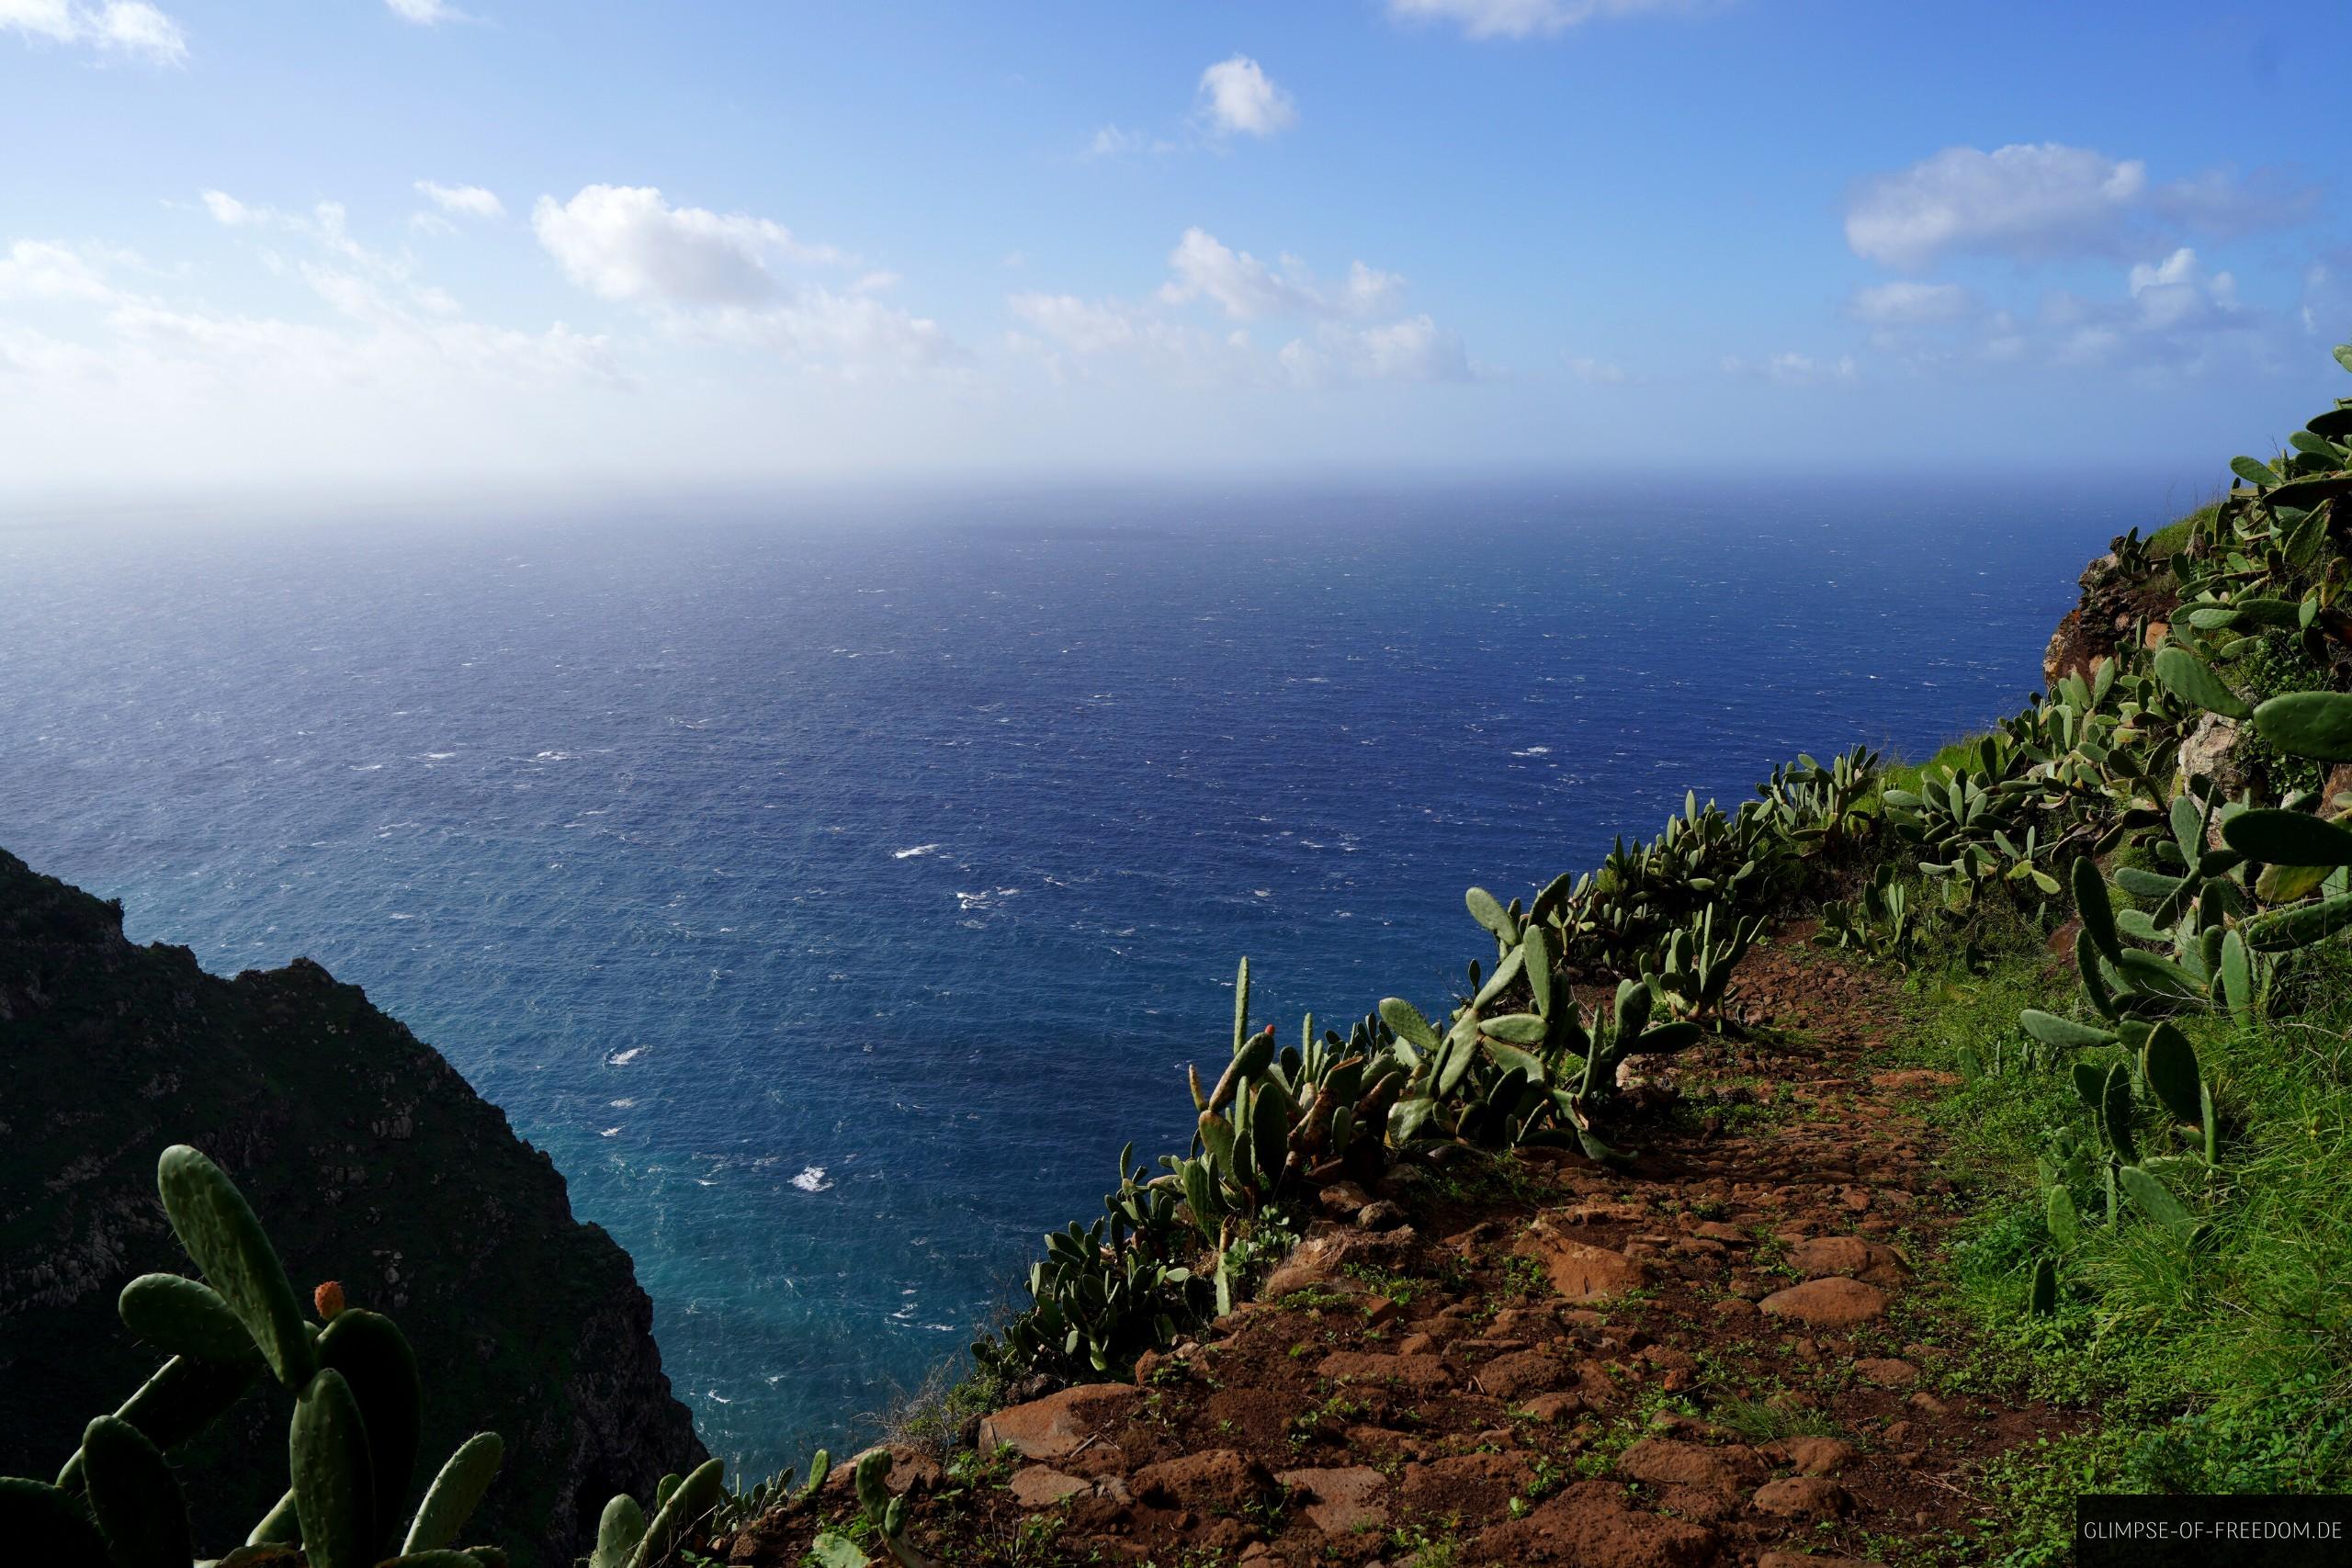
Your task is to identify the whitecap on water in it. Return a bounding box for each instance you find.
[607,1047,646,1066]
[892,843,942,860]
[790,1166,833,1193]
[600,1126,622,1137]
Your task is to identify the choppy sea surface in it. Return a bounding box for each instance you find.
[0,479,2178,1474]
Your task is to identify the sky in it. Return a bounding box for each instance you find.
[1,0,2346,500]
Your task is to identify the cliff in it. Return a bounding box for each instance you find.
[0,848,707,1563]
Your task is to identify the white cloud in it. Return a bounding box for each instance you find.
[1196,55,1297,138]
[384,0,465,25]
[1848,250,2267,378]
[1563,354,1628,383]
[532,184,952,373]
[1845,280,1977,327]
[2095,246,2241,345]
[1386,0,1692,39]
[415,181,504,220]
[0,240,130,304]
[1845,143,2316,274]
[1158,228,1401,321]
[1087,125,1150,158]
[2304,254,2352,340]
[1012,229,1466,390]
[1,0,186,65]
[532,185,848,306]
[2042,262,2251,370]
[199,188,254,226]
[0,213,617,418]
[1846,144,2147,272]
[1722,351,1859,386]
[1281,316,1469,388]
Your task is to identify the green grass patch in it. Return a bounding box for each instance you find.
[1883,914,2352,1564]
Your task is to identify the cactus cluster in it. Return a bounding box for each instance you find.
[1757,745,1885,861]
[2009,342,2352,1313]
[804,1449,932,1567]
[1813,863,1920,970]
[1525,791,1798,978]
[0,1145,514,1567]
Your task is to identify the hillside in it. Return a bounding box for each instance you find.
[0,848,708,1563]
[714,349,2352,1566]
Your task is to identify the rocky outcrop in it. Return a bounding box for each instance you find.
[2042,541,2181,690]
[0,849,706,1564]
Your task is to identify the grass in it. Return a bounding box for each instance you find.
[2144,506,2211,559]
[1875,732,1999,803]
[1879,904,2352,1563]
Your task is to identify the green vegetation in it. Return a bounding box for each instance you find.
[0,1145,518,1566]
[1845,346,2352,1553]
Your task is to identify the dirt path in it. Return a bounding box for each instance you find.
[727,942,2075,1567]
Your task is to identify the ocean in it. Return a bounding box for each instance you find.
[0,479,2169,1475]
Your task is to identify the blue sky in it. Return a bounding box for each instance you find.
[2,0,2346,497]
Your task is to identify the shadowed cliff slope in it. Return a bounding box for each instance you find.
[0,848,707,1562]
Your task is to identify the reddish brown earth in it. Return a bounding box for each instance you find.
[716,943,2073,1567]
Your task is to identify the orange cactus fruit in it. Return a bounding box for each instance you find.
[313,1280,346,1320]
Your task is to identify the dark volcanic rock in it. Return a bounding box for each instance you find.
[0,849,706,1564]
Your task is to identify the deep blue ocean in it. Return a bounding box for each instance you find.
[0,479,2181,1476]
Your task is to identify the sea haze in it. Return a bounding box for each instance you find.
[1,480,2145,1474]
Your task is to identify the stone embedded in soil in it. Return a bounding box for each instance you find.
[1789,1235,1907,1283]
[1316,1180,1371,1218]
[822,1443,941,1499]
[1007,1465,1089,1507]
[1758,1275,1889,1327]
[1130,1449,1276,1510]
[1476,1478,1721,1566]
[977,1383,1140,1461]
[1259,1224,1420,1298]
[1515,1221,1650,1301]
[1617,1438,1761,1495]
[1753,1474,1854,1518]
[1518,1390,1585,1422]
[1273,1464,1388,1535]
[1316,1349,1455,1391]
[1478,1348,1571,1400]
[1779,1436,1859,1475]
[1856,1356,1921,1387]
[1400,1450,1534,1517]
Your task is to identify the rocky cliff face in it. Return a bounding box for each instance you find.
[0,848,707,1563]
[2041,538,2180,691]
